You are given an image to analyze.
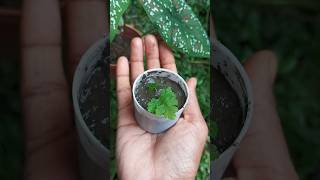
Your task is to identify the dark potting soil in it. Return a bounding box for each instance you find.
[213,68,243,152]
[79,57,110,148]
[110,33,131,64]
[135,74,187,111]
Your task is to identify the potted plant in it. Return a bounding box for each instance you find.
[73,0,211,179]
[132,68,189,133]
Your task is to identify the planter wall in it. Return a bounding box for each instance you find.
[210,39,253,180]
[73,38,108,180]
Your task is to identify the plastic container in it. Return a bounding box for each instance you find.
[132,68,190,133]
[210,39,253,180]
[72,38,109,180]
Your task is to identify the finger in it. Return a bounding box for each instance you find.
[116,57,137,127]
[65,0,106,80]
[130,37,144,83]
[21,0,77,179]
[144,34,160,69]
[183,78,203,122]
[232,50,298,179]
[159,41,177,72]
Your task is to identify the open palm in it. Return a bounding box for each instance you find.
[116,35,208,180]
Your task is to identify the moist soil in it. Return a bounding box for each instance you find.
[213,68,243,152]
[79,50,109,148]
[135,72,187,111]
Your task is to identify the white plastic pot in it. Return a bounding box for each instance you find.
[210,39,253,180]
[132,68,190,133]
[72,38,109,180]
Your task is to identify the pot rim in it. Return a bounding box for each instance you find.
[132,68,190,120]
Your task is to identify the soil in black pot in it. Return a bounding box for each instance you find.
[135,72,187,111]
[79,55,110,148]
[212,68,243,152]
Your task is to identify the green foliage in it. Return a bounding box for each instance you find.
[140,0,210,57]
[146,82,160,92]
[110,0,131,41]
[147,87,178,120]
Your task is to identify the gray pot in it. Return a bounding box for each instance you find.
[210,40,253,180]
[72,38,108,180]
[132,68,190,133]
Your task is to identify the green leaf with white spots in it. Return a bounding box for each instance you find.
[140,0,210,58]
[110,0,131,41]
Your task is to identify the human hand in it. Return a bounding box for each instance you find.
[21,0,105,179]
[115,35,208,180]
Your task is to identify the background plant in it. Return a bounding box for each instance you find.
[110,0,210,58]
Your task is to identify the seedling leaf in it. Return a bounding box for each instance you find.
[146,83,160,92]
[147,87,178,120]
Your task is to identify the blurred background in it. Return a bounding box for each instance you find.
[0,0,319,179]
[214,0,320,179]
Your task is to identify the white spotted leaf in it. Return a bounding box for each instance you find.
[140,0,210,58]
[110,0,130,41]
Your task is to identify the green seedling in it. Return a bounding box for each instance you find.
[147,87,178,120]
[146,82,161,92]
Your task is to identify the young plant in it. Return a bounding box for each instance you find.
[147,87,178,120]
[110,0,210,58]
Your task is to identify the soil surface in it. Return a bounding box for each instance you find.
[212,68,243,152]
[135,73,187,110]
[79,52,109,148]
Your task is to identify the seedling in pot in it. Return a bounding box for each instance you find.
[132,69,189,133]
[147,86,179,120]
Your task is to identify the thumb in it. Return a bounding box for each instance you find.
[183,77,202,121]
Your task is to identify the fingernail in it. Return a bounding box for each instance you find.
[193,77,197,86]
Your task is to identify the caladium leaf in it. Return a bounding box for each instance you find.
[110,0,130,41]
[140,0,210,58]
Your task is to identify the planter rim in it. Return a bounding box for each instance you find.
[132,68,190,121]
[72,38,109,156]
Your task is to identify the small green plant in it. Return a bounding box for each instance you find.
[110,0,210,58]
[146,82,161,92]
[147,87,178,120]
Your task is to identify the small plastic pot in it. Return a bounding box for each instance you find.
[132,68,190,133]
[210,39,253,180]
[72,38,108,180]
